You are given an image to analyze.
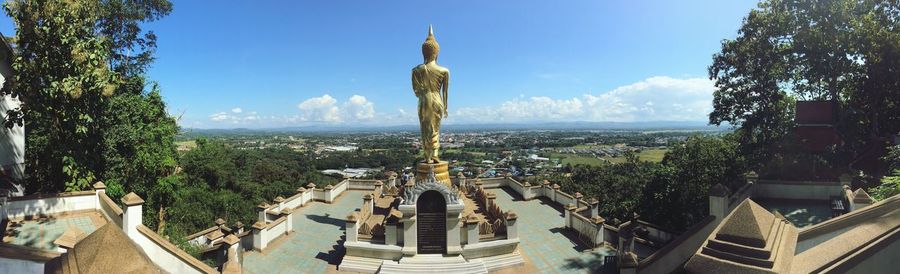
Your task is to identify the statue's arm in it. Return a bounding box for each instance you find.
[442,70,450,117]
[411,70,419,97]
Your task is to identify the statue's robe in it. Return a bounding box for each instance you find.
[411,64,447,161]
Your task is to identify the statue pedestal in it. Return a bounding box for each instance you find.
[415,161,451,186]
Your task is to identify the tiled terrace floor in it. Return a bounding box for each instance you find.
[2,211,105,251]
[243,191,364,274]
[242,188,616,273]
[488,187,616,274]
[755,198,833,228]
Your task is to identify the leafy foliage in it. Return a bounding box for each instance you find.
[166,139,339,234]
[4,0,119,192]
[709,0,900,173]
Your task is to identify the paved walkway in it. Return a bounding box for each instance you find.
[489,187,616,274]
[2,212,105,251]
[242,188,615,273]
[243,191,364,274]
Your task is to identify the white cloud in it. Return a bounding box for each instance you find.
[453,76,713,123]
[209,112,229,121]
[296,94,342,123]
[344,95,375,121]
[292,94,378,123]
[203,76,713,127]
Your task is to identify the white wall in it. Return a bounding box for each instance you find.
[5,193,96,219]
[132,227,204,274]
[0,93,24,181]
[0,257,44,274]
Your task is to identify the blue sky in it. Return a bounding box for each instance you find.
[0,1,759,128]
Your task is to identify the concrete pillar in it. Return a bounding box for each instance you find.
[386,222,398,245]
[257,202,269,223]
[363,194,374,216]
[708,183,730,219]
[221,234,241,273]
[465,216,479,245]
[251,221,266,251]
[274,196,285,212]
[399,204,416,255]
[591,216,605,247]
[565,203,577,228]
[506,211,518,240]
[345,213,358,243]
[92,181,106,210]
[282,208,293,233]
[447,203,464,255]
[374,180,384,196]
[121,192,144,238]
[325,185,335,203]
[551,184,561,203]
[589,198,600,218]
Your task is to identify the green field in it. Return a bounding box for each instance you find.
[552,148,669,167]
[175,140,197,150]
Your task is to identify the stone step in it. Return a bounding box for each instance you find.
[398,254,467,264]
[479,251,525,272]
[379,263,487,274]
[380,255,487,274]
[339,255,384,273]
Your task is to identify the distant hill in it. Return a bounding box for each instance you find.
[180,121,728,136]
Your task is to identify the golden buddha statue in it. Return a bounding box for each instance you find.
[412,25,450,164]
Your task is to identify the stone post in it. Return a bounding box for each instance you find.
[215,218,226,230]
[121,192,144,238]
[389,174,398,187]
[324,185,335,203]
[456,172,466,189]
[251,221,266,251]
[92,181,106,210]
[374,180,384,196]
[708,183,730,219]
[385,219,398,246]
[486,192,497,208]
[591,216,605,246]
[589,198,600,218]
[274,196,285,212]
[221,234,241,273]
[257,202,269,223]
[565,203,577,228]
[551,184,561,203]
[506,211,518,240]
[446,202,465,255]
[542,180,551,199]
[398,204,417,255]
[281,208,293,234]
[465,215,480,245]
[233,221,244,235]
[363,194,374,216]
[345,213,359,243]
[297,187,308,206]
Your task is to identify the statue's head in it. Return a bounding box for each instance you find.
[422,25,440,63]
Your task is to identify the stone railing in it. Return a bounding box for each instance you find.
[636,215,717,274]
[97,192,124,227]
[1,190,96,220]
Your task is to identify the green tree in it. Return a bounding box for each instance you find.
[709,0,900,170]
[4,0,119,192]
[640,135,747,231]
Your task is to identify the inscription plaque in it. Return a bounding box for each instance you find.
[417,190,447,254]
